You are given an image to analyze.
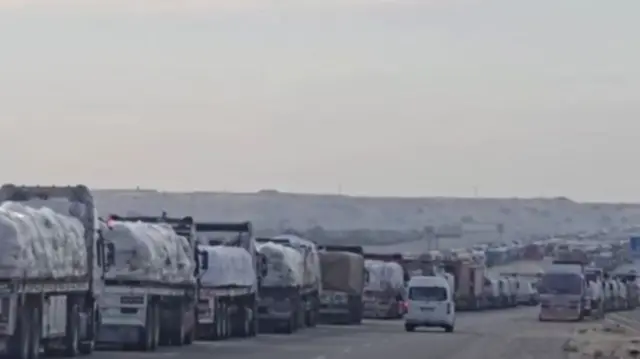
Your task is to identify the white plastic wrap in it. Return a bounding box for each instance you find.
[0,201,87,279]
[102,220,195,284]
[258,242,304,287]
[199,245,256,288]
[272,235,321,288]
[364,260,404,292]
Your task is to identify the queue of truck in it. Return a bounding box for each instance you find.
[2,183,639,358]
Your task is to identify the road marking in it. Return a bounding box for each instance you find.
[342,347,352,353]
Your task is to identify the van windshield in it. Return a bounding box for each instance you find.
[409,286,447,301]
[538,273,582,295]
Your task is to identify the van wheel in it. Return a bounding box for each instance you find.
[404,324,415,332]
[444,325,454,333]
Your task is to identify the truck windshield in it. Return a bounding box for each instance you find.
[538,273,582,295]
[409,286,447,301]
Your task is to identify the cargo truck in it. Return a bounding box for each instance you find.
[256,235,321,333]
[97,214,197,350]
[0,184,106,359]
[362,253,407,319]
[317,245,365,325]
[194,222,261,340]
[442,256,486,311]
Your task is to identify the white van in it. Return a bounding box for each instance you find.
[404,276,455,332]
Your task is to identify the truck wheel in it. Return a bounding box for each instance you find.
[151,304,160,350]
[170,309,185,346]
[183,310,196,344]
[30,304,41,359]
[138,303,156,351]
[225,306,233,338]
[64,302,81,357]
[9,302,31,359]
[79,308,98,355]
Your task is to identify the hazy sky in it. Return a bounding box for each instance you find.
[0,0,638,202]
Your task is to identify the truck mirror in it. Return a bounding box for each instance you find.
[198,250,209,270]
[105,242,115,268]
[259,254,268,277]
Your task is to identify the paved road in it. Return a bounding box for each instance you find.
[92,307,590,359]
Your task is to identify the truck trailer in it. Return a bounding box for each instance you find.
[256,235,321,333]
[195,221,260,340]
[97,214,197,350]
[317,245,365,325]
[362,253,407,319]
[0,184,105,359]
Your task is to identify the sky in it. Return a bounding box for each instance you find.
[0,0,639,202]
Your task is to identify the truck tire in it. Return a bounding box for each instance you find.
[213,302,222,340]
[79,307,98,355]
[183,309,196,344]
[9,302,32,359]
[30,303,41,359]
[64,301,81,357]
[170,308,185,346]
[137,303,156,351]
[151,304,160,350]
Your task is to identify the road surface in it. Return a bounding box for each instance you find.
[92,307,592,359]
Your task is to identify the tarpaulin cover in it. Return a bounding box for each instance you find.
[364,259,404,292]
[0,202,87,279]
[258,242,304,287]
[319,251,365,294]
[199,245,256,288]
[102,220,196,284]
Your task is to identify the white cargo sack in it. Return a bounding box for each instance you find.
[258,242,304,287]
[272,235,321,288]
[0,201,87,279]
[364,260,404,292]
[102,220,195,284]
[199,245,256,288]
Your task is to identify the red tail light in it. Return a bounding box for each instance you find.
[400,301,408,312]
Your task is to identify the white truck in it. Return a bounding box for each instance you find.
[0,184,105,359]
[97,214,197,351]
[256,235,321,333]
[194,222,261,340]
[538,261,588,321]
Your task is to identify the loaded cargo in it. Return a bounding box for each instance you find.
[97,214,197,351]
[318,245,365,324]
[194,221,260,341]
[362,253,407,319]
[0,184,105,359]
[256,235,321,333]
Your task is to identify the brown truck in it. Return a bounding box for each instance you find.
[318,246,366,324]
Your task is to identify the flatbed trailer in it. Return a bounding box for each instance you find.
[0,184,105,359]
[97,214,198,351]
[195,222,260,340]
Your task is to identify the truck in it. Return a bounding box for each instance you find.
[194,221,260,340]
[0,184,105,359]
[538,260,588,321]
[256,235,321,333]
[362,257,406,319]
[97,214,197,351]
[317,245,365,325]
[442,256,486,311]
